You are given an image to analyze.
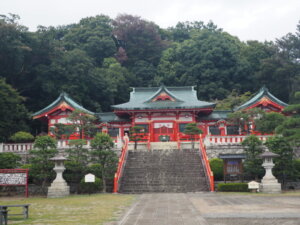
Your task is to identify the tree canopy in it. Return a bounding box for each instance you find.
[0,13,299,135]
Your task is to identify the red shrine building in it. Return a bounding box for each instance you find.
[33,85,288,142]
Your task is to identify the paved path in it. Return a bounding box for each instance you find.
[112,193,300,225]
[116,193,208,225]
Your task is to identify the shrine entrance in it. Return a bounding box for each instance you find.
[153,122,174,142]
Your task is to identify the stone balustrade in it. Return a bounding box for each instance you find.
[0,143,33,153]
[0,135,273,154]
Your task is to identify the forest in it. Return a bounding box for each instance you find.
[0,13,299,141]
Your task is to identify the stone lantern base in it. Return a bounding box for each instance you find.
[260,178,281,194]
[47,180,70,198]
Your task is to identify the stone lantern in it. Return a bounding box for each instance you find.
[259,147,281,193]
[47,155,70,198]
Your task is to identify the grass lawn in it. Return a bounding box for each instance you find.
[0,193,135,225]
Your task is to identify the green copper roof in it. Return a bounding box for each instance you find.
[95,112,130,123]
[33,92,94,117]
[235,86,288,111]
[199,110,231,120]
[112,85,216,110]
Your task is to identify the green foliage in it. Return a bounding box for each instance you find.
[79,177,102,194]
[294,159,300,179]
[242,135,264,180]
[255,112,286,134]
[0,79,29,142]
[228,108,265,134]
[87,163,102,178]
[184,123,203,149]
[64,139,89,188]
[9,131,34,143]
[0,152,21,169]
[112,14,166,67]
[20,164,34,183]
[30,136,58,189]
[217,183,248,192]
[50,123,74,139]
[68,110,97,139]
[184,123,203,135]
[64,160,86,184]
[0,13,300,139]
[215,91,252,110]
[276,92,300,147]
[265,136,296,183]
[209,158,223,181]
[130,126,144,150]
[90,133,118,192]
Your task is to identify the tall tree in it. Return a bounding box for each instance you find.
[255,112,286,134]
[67,110,97,139]
[265,136,295,185]
[0,78,29,141]
[156,29,250,100]
[184,123,203,149]
[276,91,300,147]
[112,14,166,67]
[90,133,118,192]
[242,135,264,180]
[30,136,58,190]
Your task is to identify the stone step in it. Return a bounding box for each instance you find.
[119,148,209,193]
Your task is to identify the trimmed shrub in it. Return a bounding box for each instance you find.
[209,158,223,181]
[79,177,102,194]
[217,183,249,192]
[0,152,21,169]
[10,131,34,143]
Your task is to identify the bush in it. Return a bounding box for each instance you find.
[10,131,34,143]
[88,164,102,178]
[217,183,249,192]
[79,177,102,194]
[294,159,300,179]
[209,158,223,181]
[0,152,21,169]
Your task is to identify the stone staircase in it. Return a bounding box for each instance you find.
[119,149,209,193]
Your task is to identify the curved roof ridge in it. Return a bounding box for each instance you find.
[33,92,94,117]
[235,86,288,111]
[144,85,184,103]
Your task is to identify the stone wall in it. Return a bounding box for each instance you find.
[206,144,245,159]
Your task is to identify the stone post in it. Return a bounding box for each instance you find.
[47,155,70,198]
[259,147,281,193]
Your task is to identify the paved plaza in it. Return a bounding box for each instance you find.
[111,192,300,225]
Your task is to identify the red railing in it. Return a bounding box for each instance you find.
[147,133,151,150]
[113,136,129,193]
[199,135,214,192]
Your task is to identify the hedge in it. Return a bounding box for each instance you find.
[209,158,223,181]
[217,183,249,192]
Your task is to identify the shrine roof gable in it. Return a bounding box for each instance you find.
[33,92,94,119]
[112,85,216,110]
[235,86,288,111]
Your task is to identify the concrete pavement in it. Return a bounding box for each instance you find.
[110,192,300,225]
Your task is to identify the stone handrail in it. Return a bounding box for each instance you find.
[0,143,33,153]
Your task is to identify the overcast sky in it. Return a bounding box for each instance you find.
[1,0,299,42]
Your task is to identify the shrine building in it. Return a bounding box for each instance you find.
[33,85,288,142]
